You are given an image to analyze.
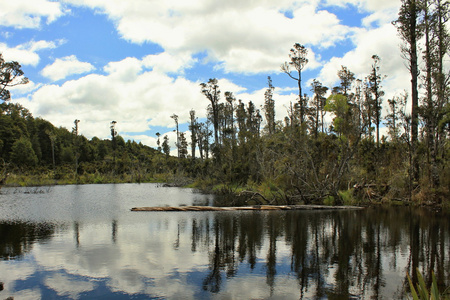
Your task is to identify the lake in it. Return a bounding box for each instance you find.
[0,183,448,299]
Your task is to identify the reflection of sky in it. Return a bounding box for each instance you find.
[20,220,310,299]
[0,184,448,299]
[44,273,96,299]
[1,216,412,299]
[38,222,207,285]
[0,260,39,299]
[3,219,213,299]
[0,183,214,223]
[0,184,217,298]
[0,208,302,299]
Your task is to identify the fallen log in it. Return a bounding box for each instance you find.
[130,205,364,212]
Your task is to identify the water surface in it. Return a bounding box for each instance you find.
[0,184,448,299]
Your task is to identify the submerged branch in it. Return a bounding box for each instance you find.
[131,205,365,212]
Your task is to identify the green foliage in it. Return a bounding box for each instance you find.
[10,137,38,167]
[0,101,166,186]
[325,94,351,135]
[60,147,74,163]
[338,189,356,205]
[162,135,170,156]
[407,268,449,300]
[2,31,450,207]
[323,195,335,206]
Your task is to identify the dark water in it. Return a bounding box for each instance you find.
[0,184,448,299]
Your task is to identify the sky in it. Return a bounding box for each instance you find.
[1,0,410,151]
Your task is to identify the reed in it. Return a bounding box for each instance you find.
[407,268,449,300]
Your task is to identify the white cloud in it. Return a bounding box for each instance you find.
[0,40,64,66]
[16,57,211,142]
[142,52,197,74]
[6,0,413,149]
[322,0,400,29]
[61,0,355,74]
[14,52,264,150]
[315,22,412,123]
[103,57,143,81]
[324,0,400,11]
[10,80,41,96]
[123,134,157,148]
[233,86,300,127]
[317,24,407,94]
[41,55,95,81]
[0,0,66,29]
[1,32,13,39]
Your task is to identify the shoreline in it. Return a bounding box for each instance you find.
[1,175,448,211]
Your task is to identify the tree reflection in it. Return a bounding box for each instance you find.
[2,207,447,299]
[191,208,449,298]
[0,221,55,259]
[202,220,222,293]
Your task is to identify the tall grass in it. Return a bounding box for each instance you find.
[407,268,449,300]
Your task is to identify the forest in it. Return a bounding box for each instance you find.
[0,0,449,208]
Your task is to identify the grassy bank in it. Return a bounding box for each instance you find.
[190,177,450,210]
[3,170,449,211]
[2,170,176,187]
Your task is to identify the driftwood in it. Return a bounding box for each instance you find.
[131,205,364,212]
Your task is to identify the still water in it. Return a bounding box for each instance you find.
[0,183,448,299]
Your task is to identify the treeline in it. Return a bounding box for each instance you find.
[170,0,450,205]
[0,102,175,184]
[1,0,449,205]
[184,68,448,205]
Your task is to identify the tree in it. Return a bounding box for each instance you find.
[179,132,188,158]
[337,66,355,97]
[236,100,247,144]
[45,129,57,170]
[197,121,212,160]
[0,54,29,101]
[263,77,276,135]
[73,119,80,175]
[393,0,422,182]
[421,0,435,151]
[353,79,365,135]
[200,78,221,146]
[110,120,117,167]
[419,0,450,176]
[162,135,170,157]
[246,101,262,137]
[281,43,309,124]
[433,0,450,152]
[362,78,374,138]
[189,110,197,160]
[325,94,353,137]
[224,91,236,142]
[156,132,162,152]
[386,93,408,141]
[171,114,179,157]
[367,55,385,148]
[10,137,38,167]
[310,79,328,136]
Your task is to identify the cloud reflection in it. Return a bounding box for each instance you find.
[0,199,449,299]
[44,273,96,299]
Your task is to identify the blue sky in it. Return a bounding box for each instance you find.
[1,0,408,151]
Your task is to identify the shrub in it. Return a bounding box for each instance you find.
[338,189,356,205]
[323,195,335,205]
